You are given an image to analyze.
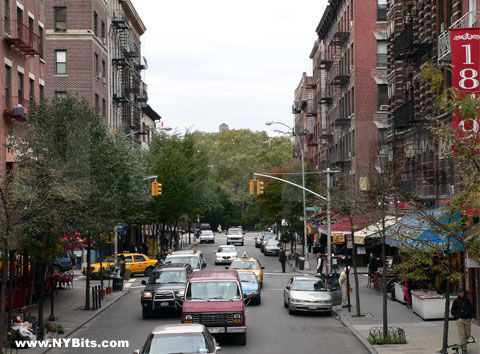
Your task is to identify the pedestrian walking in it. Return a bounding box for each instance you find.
[316,253,324,275]
[451,288,474,353]
[119,254,126,279]
[339,267,349,307]
[279,247,287,273]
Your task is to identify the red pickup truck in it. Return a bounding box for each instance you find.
[181,270,248,345]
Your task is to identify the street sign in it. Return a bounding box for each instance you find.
[306,207,321,212]
[346,234,353,249]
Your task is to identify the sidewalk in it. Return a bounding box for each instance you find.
[288,253,480,354]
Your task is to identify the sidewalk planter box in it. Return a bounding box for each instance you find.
[394,282,407,304]
[411,290,456,320]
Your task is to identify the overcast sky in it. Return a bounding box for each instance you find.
[131,0,328,133]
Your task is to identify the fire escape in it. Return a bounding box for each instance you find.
[3,20,41,121]
[111,11,145,135]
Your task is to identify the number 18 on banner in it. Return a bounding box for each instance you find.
[450,28,480,139]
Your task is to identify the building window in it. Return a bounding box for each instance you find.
[55,91,67,100]
[93,11,98,37]
[377,40,387,67]
[95,94,99,110]
[54,7,66,32]
[102,98,106,117]
[29,78,34,102]
[18,72,24,103]
[377,0,387,21]
[4,0,9,34]
[28,16,33,32]
[101,20,105,39]
[55,50,66,74]
[39,84,44,101]
[102,60,105,79]
[5,65,11,107]
[377,84,388,109]
[94,53,99,76]
[38,25,44,59]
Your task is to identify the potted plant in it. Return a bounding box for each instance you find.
[105,264,116,294]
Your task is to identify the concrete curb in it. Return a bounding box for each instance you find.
[332,308,379,354]
[41,290,128,354]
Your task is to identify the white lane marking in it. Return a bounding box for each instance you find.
[124,279,136,289]
[74,276,85,281]
[263,272,298,276]
[128,279,136,282]
[129,285,144,289]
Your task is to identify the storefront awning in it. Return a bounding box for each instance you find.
[353,215,398,245]
[385,209,462,250]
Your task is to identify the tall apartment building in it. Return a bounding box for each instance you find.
[109,0,147,142]
[312,0,388,187]
[1,0,45,172]
[386,0,479,205]
[45,0,109,120]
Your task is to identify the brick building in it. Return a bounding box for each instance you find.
[45,0,109,120]
[310,0,388,187]
[0,0,45,172]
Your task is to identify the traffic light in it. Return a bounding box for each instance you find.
[151,181,162,196]
[249,180,255,195]
[257,181,264,195]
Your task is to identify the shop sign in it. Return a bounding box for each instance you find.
[346,234,353,249]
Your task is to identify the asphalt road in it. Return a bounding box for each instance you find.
[50,232,368,354]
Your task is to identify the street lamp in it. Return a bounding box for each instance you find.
[265,121,308,265]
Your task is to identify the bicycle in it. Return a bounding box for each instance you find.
[437,336,475,354]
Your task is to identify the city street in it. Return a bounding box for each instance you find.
[49,232,368,354]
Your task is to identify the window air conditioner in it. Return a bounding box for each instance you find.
[102,77,106,84]
[350,65,354,73]
[350,21,353,30]
[379,105,388,111]
[13,106,24,116]
[96,72,102,79]
[449,185,455,194]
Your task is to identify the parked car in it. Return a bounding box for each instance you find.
[140,263,193,319]
[237,271,261,305]
[263,240,281,256]
[165,249,207,271]
[200,223,211,231]
[228,255,264,288]
[215,245,238,265]
[199,230,215,244]
[181,270,249,345]
[283,276,341,315]
[260,234,277,253]
[226,227,244,246]
[254,234,264,248]
[53,256,73,272]
[133,324,221,354]
[82,253,157,278]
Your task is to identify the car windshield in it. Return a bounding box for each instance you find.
[228,229,242,235]
[149,270,186,284]
[103,256,114,263]
[142,332,210,354]
[186,281,241,301]
[201,230,213,236]
[291,280,327,292]
[264,235,276,241]
[231,261,259,270]
[238,272,257,283]
[166,256,200,269]
[266,240,278,246]
[217,246,236,253]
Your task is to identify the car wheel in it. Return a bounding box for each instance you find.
[142,308,151,319]
[236,333,247,346]
[256,294,261,305]
[144,266,153,277]
[326,310,333,316]
[241,241,244,246]
[288,301,294,315]
[284,298,288,308]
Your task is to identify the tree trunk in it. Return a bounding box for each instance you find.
[0,239,8,351]
[37,262,47,340]
[188,221,191,244]
[85,234,91,310]
[382,230,388,338]
[23,251,28,307]
[352,239,361,316]
[7,251,15,332]
[442,240,452,352]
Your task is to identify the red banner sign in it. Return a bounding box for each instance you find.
[450,28,480,139]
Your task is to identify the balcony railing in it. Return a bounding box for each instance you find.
[331,26,349,47]
[438,11,480,62]
[393,100,414,130]
[4,21,42,56]
[3,96,29,120]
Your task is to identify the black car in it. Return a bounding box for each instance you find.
[140,263,193,319]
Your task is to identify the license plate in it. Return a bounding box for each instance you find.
[160,302,169,307]
[308,305,317,310]
[209,328,222,333]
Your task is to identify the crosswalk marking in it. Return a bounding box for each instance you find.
[124,278,136,289]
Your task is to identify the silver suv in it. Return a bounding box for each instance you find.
[226,228,244,246]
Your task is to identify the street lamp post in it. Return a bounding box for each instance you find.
[266,121,308,266]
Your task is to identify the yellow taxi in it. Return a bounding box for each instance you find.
[82,253,157,278]
[228,253,265,287]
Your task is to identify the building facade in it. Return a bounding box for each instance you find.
[1,0,45,172]
[312,0,388,187]
[45,0,109,120]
